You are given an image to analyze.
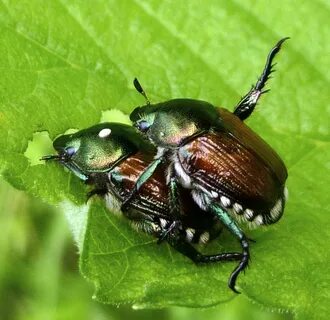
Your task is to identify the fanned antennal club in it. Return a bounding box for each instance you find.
[133,78,150,106]
[233,37,289,121]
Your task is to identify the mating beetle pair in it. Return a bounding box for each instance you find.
[43,38,289,293]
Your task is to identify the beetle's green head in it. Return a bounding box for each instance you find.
[42,123,152,181]
[130,99,222,148]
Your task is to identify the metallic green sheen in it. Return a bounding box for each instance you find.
[130,99,223,147]
[52,123,153,179]
[211,204,244,240]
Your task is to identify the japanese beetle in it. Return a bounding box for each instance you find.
[123,38,289,293]
[42,123,243,269]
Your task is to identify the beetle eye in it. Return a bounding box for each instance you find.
[136,120,150,133]
[65,146,76,157]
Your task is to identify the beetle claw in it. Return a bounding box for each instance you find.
[228,278,241,294]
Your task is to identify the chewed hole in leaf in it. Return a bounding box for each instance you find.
[25,109,130,166]
[100,109,130,124]
[25,129,79,165]
[24,108,129,167]
[24,131,54,166]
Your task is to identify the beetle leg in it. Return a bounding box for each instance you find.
[160,174,243,264]
[233,37,289,120]
[210,204,250,293]
[166,230,243,264]
[154,165,188,244]
[156,170,184,243]
[168,164,185,218]
[121,157,163,211]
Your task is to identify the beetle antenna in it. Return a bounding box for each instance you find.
[133,78,150,106]
[40,154,60,161]
[233,37,289,121]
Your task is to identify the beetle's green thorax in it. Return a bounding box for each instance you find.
[130,99,222,147]
[48,123,153,181]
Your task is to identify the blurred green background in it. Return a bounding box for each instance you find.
[0,178,291,320]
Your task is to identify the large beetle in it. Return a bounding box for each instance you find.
[42,123,243,271]
[123,38,289,292]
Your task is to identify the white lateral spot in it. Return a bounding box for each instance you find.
[254,215,264,225]
[186,228,195,242]
[244,209,254,220]
[284,187,289,201]
[199,232,210,244]
[220,196,231,208]
[233,203,243,214]
[211,191,218,198]
[98,128,111,138]
[270,199,283,219]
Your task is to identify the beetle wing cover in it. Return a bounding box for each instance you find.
[110,152,223,235]
[178,108,288,219]
[218,108,287,184]
[110,152,169,218]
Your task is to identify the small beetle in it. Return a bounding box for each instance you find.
[42,123,243,266]
[123,38,289,292]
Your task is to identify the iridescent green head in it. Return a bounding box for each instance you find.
[130,80,222,147]
[42,123,152,181]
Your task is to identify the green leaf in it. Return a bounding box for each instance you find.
[0,1,329,319]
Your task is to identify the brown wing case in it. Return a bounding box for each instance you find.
[109,151,222,233]
[178,109,287,215]
[110,152,169,218]
[218,108,287,184]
